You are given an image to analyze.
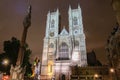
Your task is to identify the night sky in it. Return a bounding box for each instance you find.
[0,0,117,64]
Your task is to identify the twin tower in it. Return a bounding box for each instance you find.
[41,5,87,79]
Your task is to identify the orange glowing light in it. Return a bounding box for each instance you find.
[2,75,10,80]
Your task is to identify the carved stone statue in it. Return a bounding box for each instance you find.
[10,4,32,80]
[33,58,41,80]
[10,65,22,80]
[16,5,32,66]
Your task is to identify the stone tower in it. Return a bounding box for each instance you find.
[41,5,87,80]
[68,5,87,66]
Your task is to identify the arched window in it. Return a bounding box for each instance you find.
[73,17,78,25]
[75,41,79,47]
[74,41,79,51]
[49,43,54,53]
[58,42,69,60]
[49,43,54,48]
[51,19,55,28]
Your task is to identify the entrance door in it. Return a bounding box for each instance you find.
[61,74,65,80]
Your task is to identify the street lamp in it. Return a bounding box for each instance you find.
[2,59,9,66]
[2,58,9,75]
[94,74,98,80]
[110,68,115,73]
[110,68,115,80]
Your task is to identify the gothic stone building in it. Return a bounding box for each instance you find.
[41,5,87,80]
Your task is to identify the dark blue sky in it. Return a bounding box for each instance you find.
[0,0,116,64]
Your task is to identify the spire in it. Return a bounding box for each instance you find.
[78,4,82,14]
[56,8,59,15]
[57,8,59,12]
[78,4,81,9]
[47,11,50,16]
[63,25,65,29]
[69,5,71,12]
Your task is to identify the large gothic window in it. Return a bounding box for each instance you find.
[58,42,69,60]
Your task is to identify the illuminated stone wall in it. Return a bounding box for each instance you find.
[41,5,87,79]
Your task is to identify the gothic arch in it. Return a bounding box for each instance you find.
[73,17,78,25]
[51,19,55,28]
[75,40,79,47]
[49,43,54,48]
[48,43,54,53]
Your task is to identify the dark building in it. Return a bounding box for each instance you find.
[87,50,102,66]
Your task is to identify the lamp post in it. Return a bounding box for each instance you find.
[110,68,115,73]
[2,59,9,66]
[94,74,98,80]
[2,59,9,74]
[110,68,115,80]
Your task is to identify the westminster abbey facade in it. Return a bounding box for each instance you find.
[41,5,87,79]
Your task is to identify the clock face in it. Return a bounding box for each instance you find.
[49,32,54,37]
[74,30,78,35]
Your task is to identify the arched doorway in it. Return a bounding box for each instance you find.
[60,74,65,80]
